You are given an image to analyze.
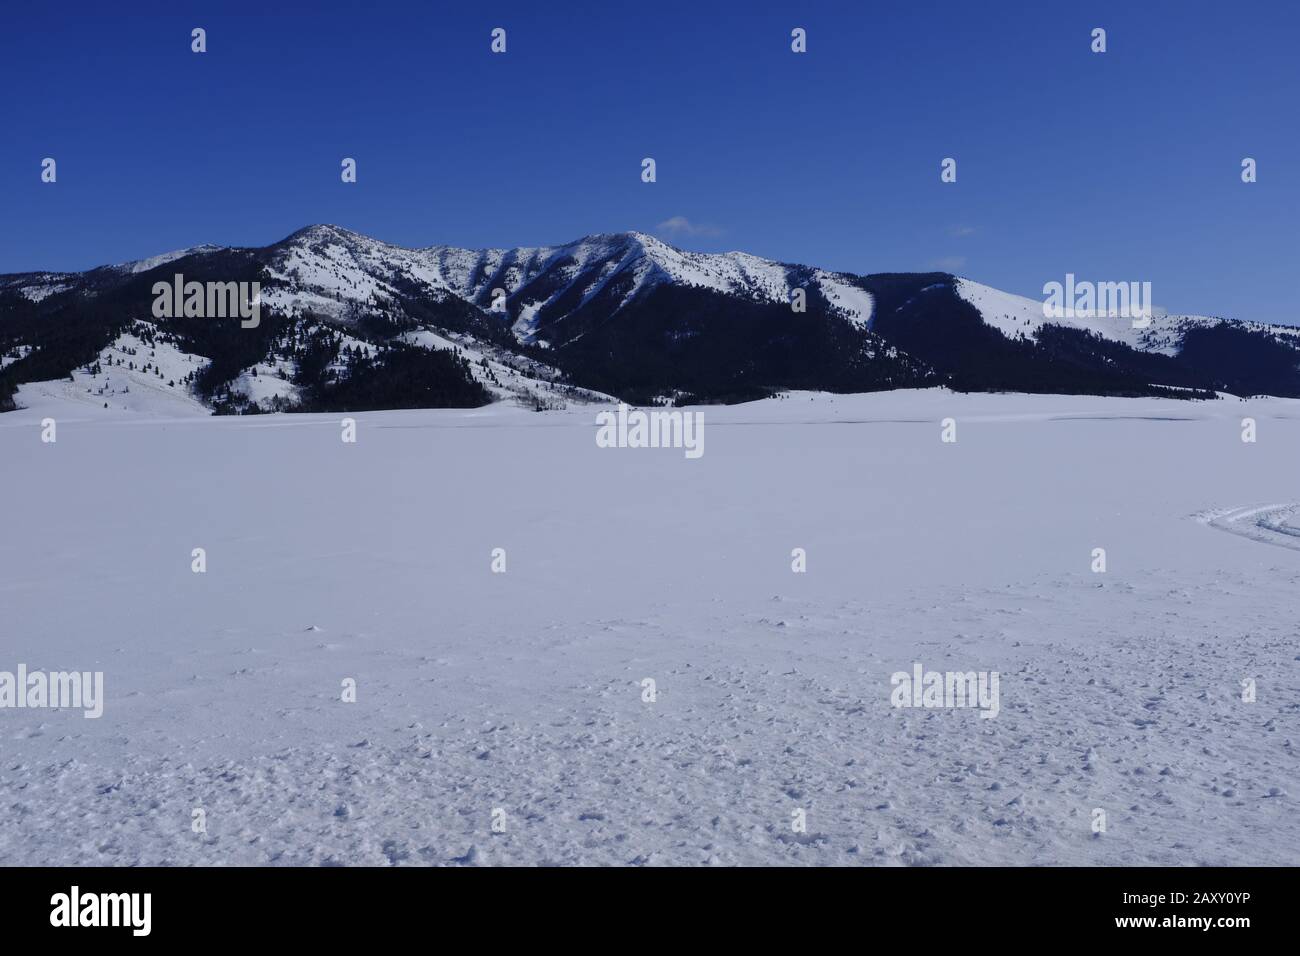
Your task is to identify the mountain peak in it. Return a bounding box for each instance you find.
[283,223,371,246]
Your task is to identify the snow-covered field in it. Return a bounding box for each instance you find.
[1,389,1297,866]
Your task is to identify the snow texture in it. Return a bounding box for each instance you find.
[2,389,1297,865]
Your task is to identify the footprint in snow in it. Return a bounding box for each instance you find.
[449,846,478,865]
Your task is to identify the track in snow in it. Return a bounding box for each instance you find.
[1195,503,1300,551]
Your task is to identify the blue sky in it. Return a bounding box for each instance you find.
[1,0,1296,323]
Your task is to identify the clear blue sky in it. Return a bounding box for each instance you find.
[1,0,1296,323]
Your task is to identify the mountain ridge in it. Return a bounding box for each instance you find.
[3,225,1299,413]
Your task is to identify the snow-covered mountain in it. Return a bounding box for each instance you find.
[3,224,1299,414]
[954,277,1300,358]
[260,225,876,344]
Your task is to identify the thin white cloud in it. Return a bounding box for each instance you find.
[930,256,967,271]
[655,216,723,238]
[948,225,976,238]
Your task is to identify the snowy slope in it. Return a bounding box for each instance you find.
[114,244,224,275]
[399,328,613,407]
[1,344,33,369]
[1,272,75,302]
[228,358,301,408]
[956,277,1300,356]
[420,231,873,336]
[813,270,874,328]
[252,227,875,353]
[261,225,461,320]
[13,322,211,416]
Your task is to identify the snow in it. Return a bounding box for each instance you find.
[135,226,1291,368]
[114,244,223,274]
[955,277,1051,342]
[12,323,211,417]
[956,276,1300,356]
[261,225,459,320]
[813,271,873,328]
[953,276,1151,345]
[2,273,74,302]
[417,231,877,336]
[627,236,793,300]
[2,388,1297,865]
[398,328,612,407]
[1195,503,1300,551]
[229,359,300,407]
[299,229,817,338]
[1,344,33,369]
